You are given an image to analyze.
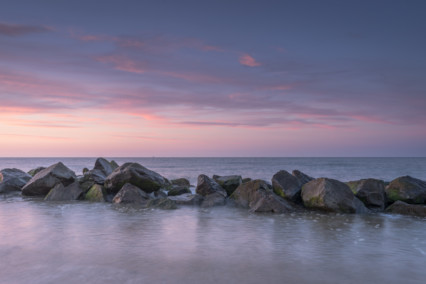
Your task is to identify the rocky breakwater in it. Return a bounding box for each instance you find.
[0,158,426,217]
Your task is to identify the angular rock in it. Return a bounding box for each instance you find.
[168,193,204,206]
[94,157,117,177]
[44,182,84,201]
[230,179,294,213]
[85,184,107,202]
[105,163,170,194]
[385,176,426,204]
[28,167,46,177]
[272,170,302,202]
[146,198,177,210]
[110,160,119,169]
[170,178,191,188]
[22,162,77,196]
[385,200,426,217]
[347,179,386,209]
[201,191,227,208]
[301,178,368,213]
[292,170,314,185]
[196,174,226,197]
[167,186,191,196]
[112,183,151,204]
[0,168,31,193]
[80,158,119,190]
[213,175,242,196]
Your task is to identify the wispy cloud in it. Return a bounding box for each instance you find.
[239,54,261,67]
[0,22,52,36]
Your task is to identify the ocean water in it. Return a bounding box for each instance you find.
[1,157,426,284]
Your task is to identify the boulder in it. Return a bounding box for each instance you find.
[28,167,46,177]
[301,178,368,213]
[242,178,252,183]
[146,198,177,210]
[195,174,226,196]
[85,184,107,202]
[385,200,426,218]
[44,182,84,201]
[170,178,191,188]
[168,193,204,206]
[22,162,77,196]
[167,186,191,196]
[213,175,242,196]
[385,176,426,204]
[80,158,119,190]
[105,163,170,194]
[94,157,117,176]
[272,170,302,202]
[200,191,227,208]
[112,183,151,204]
[0,168,31,193]
[292,170,314,185]
[82,168,89,175]
[347,179,386,209]
[230,179,294,213]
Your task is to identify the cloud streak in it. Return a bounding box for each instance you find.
[0,22,52,36]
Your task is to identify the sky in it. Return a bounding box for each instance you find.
[0,0,425,157]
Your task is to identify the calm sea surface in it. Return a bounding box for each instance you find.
[1,158,426,283]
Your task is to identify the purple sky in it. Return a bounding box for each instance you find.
[0,0,425,157]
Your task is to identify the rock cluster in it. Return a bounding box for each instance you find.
[1,158,425,217]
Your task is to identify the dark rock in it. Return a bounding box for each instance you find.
[82,168,89,175]
[153,190,168,199]
[105,163,170,194]
[28,167,46,177]
[168,186,191,196]
[347,179,386,209]
[242,178,252,183]
[272,170,302,202]
[230,179,294,213]
[385,176,426,204]
[195,174,226,197]
[386,200,426,217]
[0,168,31,193]
[146,198,177,210]
[22,162,77,196]
[94,157,117,176]
[301,178,368,213]
[168,193,204,206]
[112,183,151,204]
[110,160,119,169]
[292,170,314,185]
[170,178,191,188]
[85,184,107,202]
[80,158,119,190]
[201,191,227,208]
[213,175,242,196]
[44,182,84,201]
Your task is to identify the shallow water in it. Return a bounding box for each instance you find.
[0,196,425,284]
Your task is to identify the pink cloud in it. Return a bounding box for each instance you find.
[239,54,261,67]
[95,55,146,74]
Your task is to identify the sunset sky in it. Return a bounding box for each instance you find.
[1,0,425,157]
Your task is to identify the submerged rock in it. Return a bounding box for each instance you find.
[167,186,191,196]
[146,198,177,210]
[213,175,242,196]
[168,193,204,206]
[22,162,77,196]
[301,178,368,213]
[112,183,151,204]
[386,200,426,218]
[105,163,170,194]
[201,191,227,208]
[27,167,46,177]
[196,174,226,196]
[231,179,294,213]
[44,182,84,201]
[385,176,426,204]
[170,178,191,188]
[347,179,386,210]
[85,184,107,202]
[0,168,31,193]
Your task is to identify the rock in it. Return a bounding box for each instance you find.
[201,191,227,208]
[146,198,177,210]
[385,176,426,204]
[170,178,191,188]
[292,170,314,185]
[272,170,302,202]
[167,186,191,196]
[195,174,226,196]
[242,178,252,183]
[85,184,107,202]
[153,190,168,199]
[346,179,386,209]
[0,168,31,193]
[110,160,119,169]
[386,200,426,217]
[112,183,151,204]
[28,167,46,177]
[94,157,117,176]
[105,163,170,194]
[168,193,204,206]
[44,182,84,201]
[213,175,242,196]
[301,178,368,213]
[80,158,119,190]
[230,179,294,213]
[82,168,89,174]
[22,162,77,196]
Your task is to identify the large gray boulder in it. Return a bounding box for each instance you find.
[167,186,191,196]
[105,163,170,194]
[22,162,77,196]
[195,174,226,196]
[385,200,426,218]
[292,170,314,185]
[385,176,426,204]
[146,198,177,210]
[94,157,118,176]
[112,183,151,204]
[170,178,191,188]
[347,179,386,210]
[272,170,314,203]
[168,193,204,206]
[230,179,294,213]
[0,168,31,193]
[301,178,368,213]
[213,175,242,196]
[44,182,84,201]
[80,158,119,191]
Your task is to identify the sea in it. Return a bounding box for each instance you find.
[1,157,426,284]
